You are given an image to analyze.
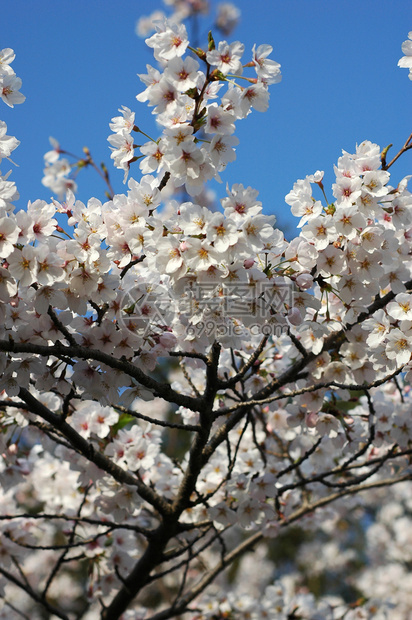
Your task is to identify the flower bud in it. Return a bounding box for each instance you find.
[295,273,313,290]
[8,443,18,455]
[306,411,318,428]
[158,332,177,349]
[287,307,302,326]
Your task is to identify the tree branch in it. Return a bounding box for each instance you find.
[18,388,172,517]
[0,339,202,412]
[0,565,70,620]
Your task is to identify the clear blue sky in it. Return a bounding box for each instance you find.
[2,0,411,235]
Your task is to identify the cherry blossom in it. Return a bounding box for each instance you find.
[206,39,245,75]
[398,31,412,79]
[0,18,411,620]
[0,121,19,162]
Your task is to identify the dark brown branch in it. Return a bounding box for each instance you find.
[158,171,171,192]
[160,526,214,563]
[278,444,399,495]
[247,277,412,408]
[381,132,412,170]
[0,513,151,535]
[47,306,77,346]
[112,404,201,432]
[18,388,172,517]
[169,350,209,363]
[192,416,250,508]
[34,489,91,600]
[4,527,113,552]
[141,472,412,620]
[287,328,309,358]
[213,366,404,417]
[120,255,146,279]
[89,299,109,324]
[0,565,70,620]
[275,437,323,480]
[102,345,222,619]
[149,528,218,584]
[180,361,202,398]
[101,520,179,620]
[0,339,202,413]
[217,336,268,389]
[1,599,31,620]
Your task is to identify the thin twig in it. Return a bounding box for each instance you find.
[112,404,201,433]
[382,132,412,170]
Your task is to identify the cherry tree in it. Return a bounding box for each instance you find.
[1,2,412,619]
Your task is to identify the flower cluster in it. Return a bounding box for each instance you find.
[136,0,240,39]
[398,31,412,80]
[108,20,280,186]
[41,136,78,199]
[0,48,25,108]
[0,17,411,620]
[0,49,24,215]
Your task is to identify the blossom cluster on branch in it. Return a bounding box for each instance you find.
[0,8,412,620]
[136,1,240,39]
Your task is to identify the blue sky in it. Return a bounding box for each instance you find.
[2,0,411,235]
